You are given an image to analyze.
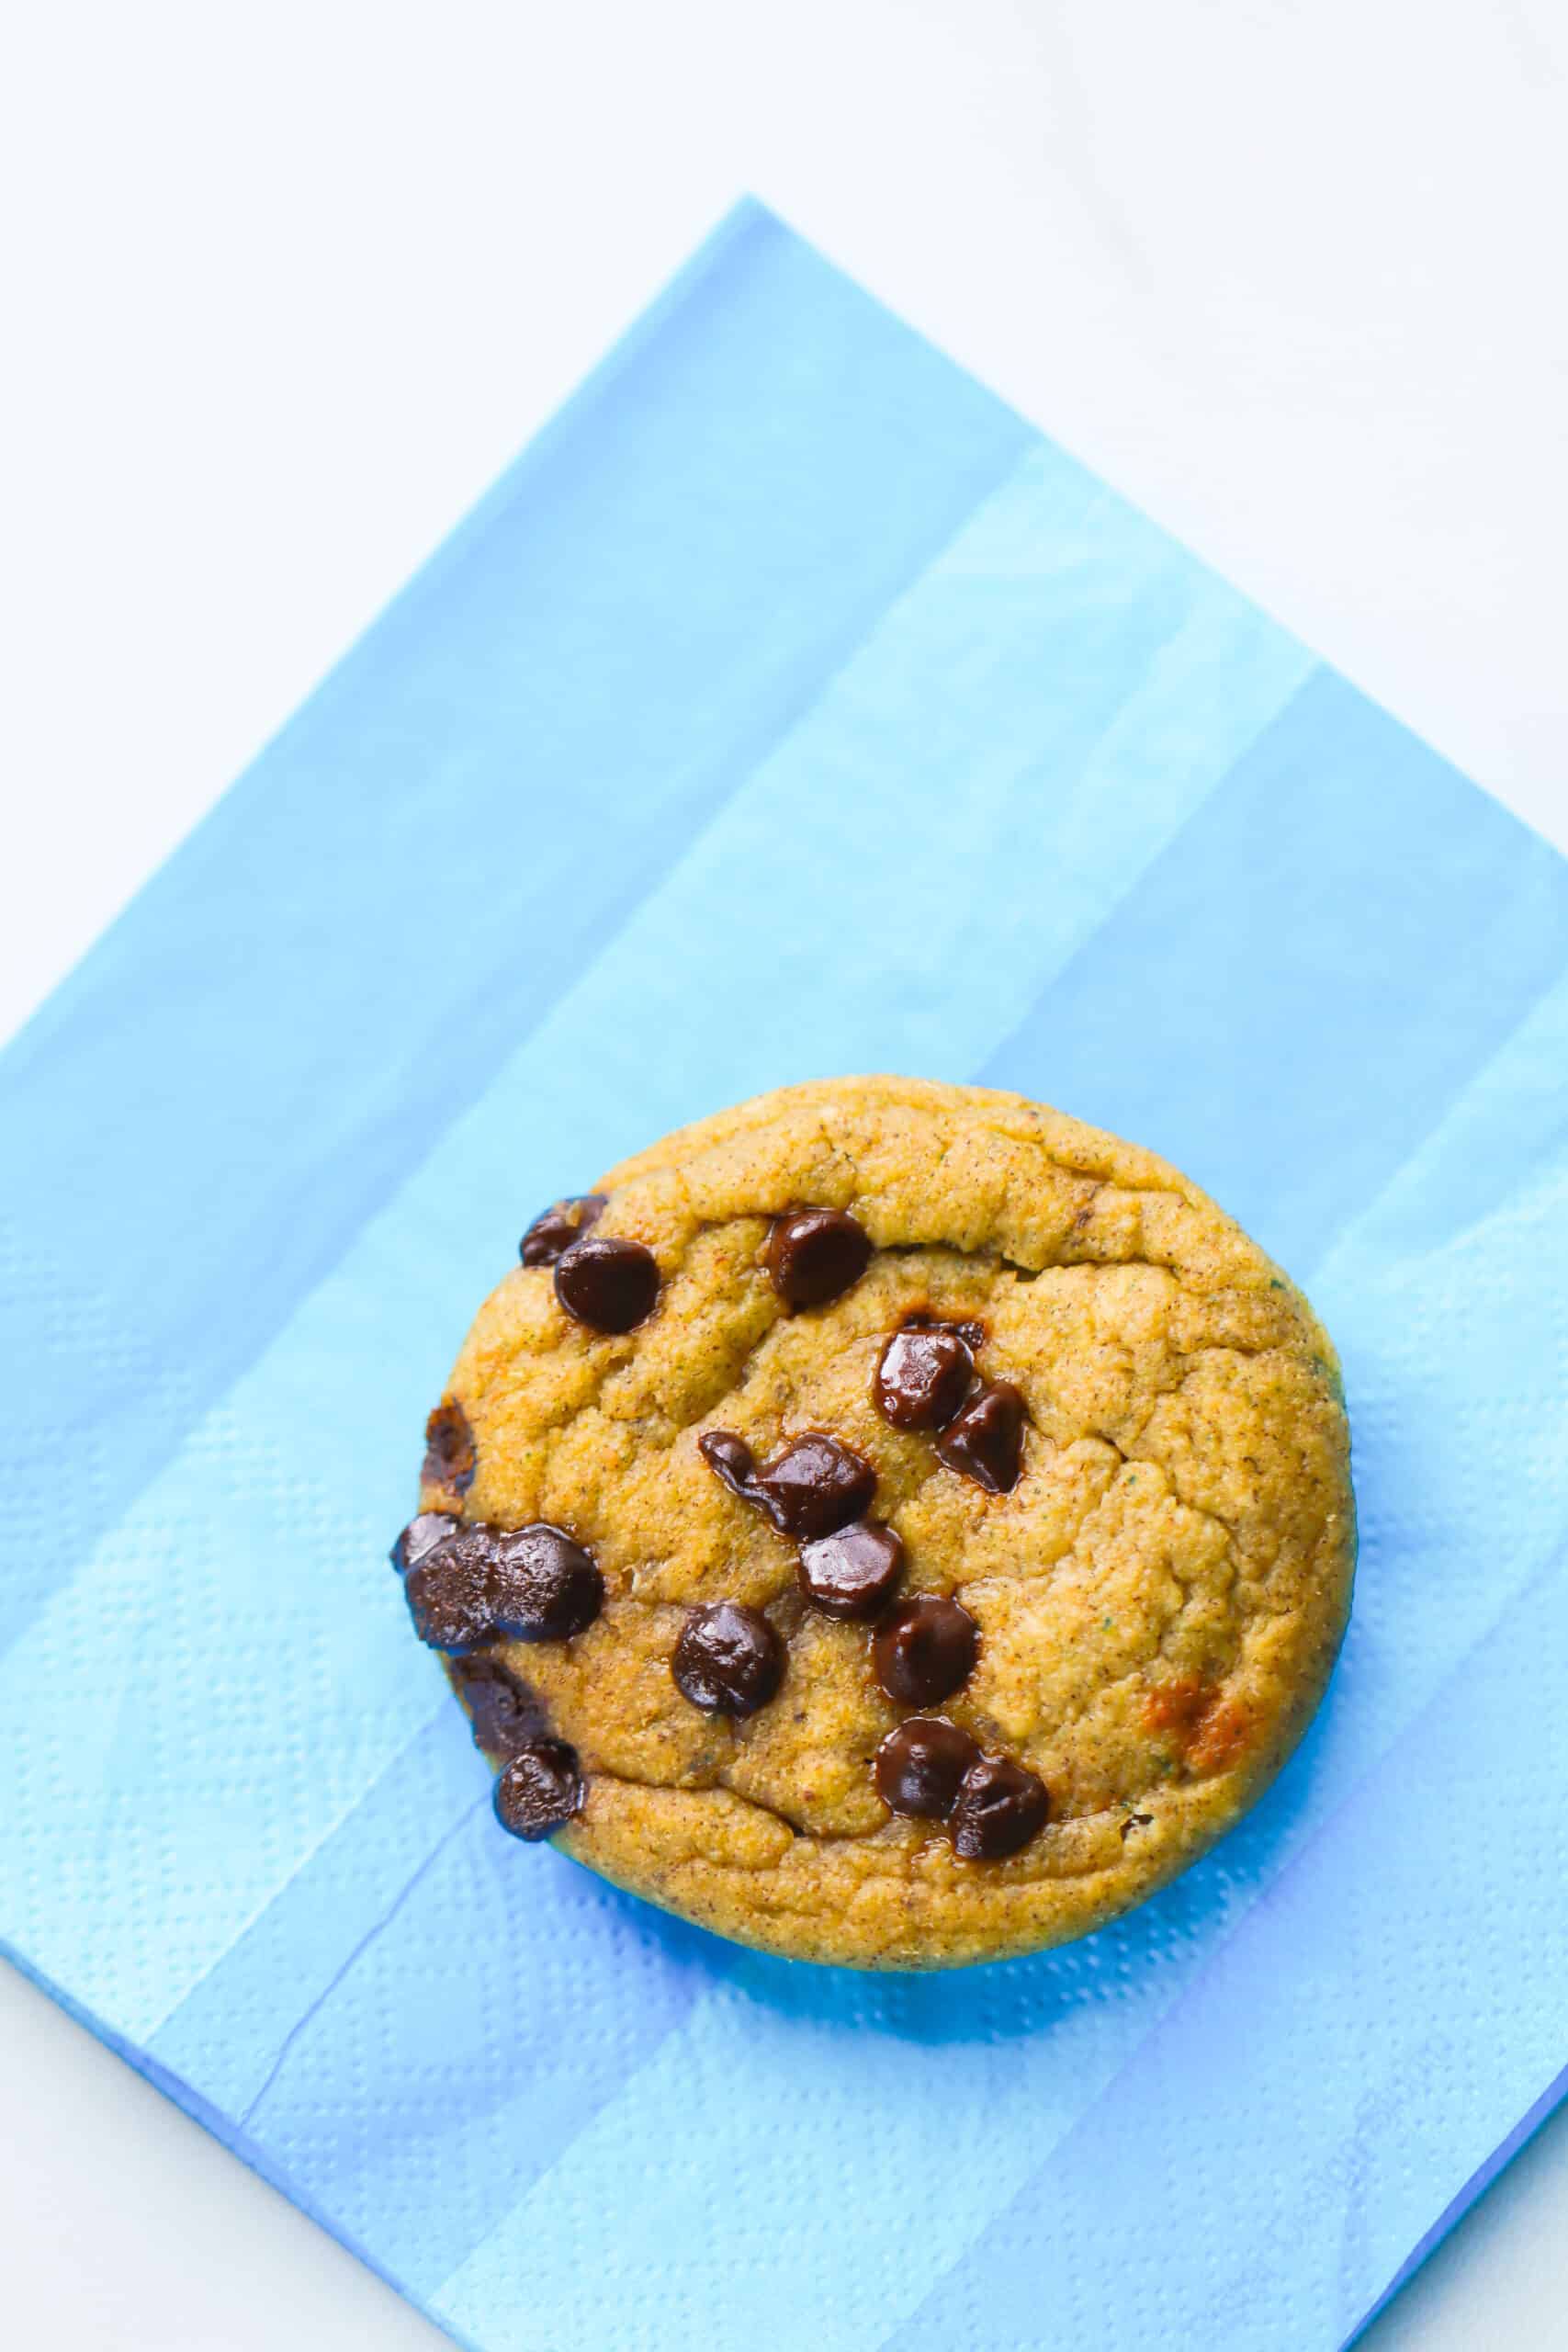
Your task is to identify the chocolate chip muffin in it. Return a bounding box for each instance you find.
[390,1077,1354,1970]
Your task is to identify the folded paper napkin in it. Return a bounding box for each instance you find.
[4,200,1567,2352]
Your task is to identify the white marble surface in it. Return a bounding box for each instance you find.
[2,3,1565,2343]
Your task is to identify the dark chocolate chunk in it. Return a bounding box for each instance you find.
[554,1235,661,1332]
[874,1326,974,1432]
[766,1209,873,1308]
[749,1432,876,1541]
[797,1520,904,1619]
[422,1398,477,1493]
[389,1510,458,1575]
[453,1657,547,1758]
[874,1716,980,1818]
[520,1193,606,1266]
[872,1594,979,1707]
[405,1521,602,1653]
[935,1379,1025,1493]
[493,1740,583,1839]
[672,1601,784,1717]
[404,1527,496,1654]
[949,1753,1049,1859]
[490,1524,604,1642]
[699,1430,757,1498]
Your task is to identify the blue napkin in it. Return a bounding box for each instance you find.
[4,198,1567,2352]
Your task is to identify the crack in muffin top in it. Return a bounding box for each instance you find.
[417,1076,1354,1969]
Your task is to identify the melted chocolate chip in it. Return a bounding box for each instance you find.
[874,1717,979,1817]
[749,1433,877,1541]
[554,1235,661,1332]
[949,1754,1050,1859]
[404,1527,496,1654]
[389,1510,457,1575]
[493,1741,583,1839]
[872,1594,979,1707]
[672,1602,784,1716]
[453,1657,548,1758]
[935,1379,1025,1493]
[874,1327,974,1432]
[422,1399,476,1493]
[797,1520,904,1619]
[766,1209,873,1308]
[698,1430,756,1498]
[520,1193,606,1266]
[405,1521,602,1653]
[490,1524,604,1642]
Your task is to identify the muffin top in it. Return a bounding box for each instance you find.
[398,1076,1354,1969]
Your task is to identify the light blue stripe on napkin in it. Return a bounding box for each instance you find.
[3,199,1566,2352]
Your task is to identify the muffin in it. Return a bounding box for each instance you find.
[389,1077,1354,1969]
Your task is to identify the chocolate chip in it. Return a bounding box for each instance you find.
[698,1430,757,1498]
[950,1754,1049,1859]
[423,1399,476,1493]
[797,1520,904,1619]
[874,1327,974,1431]
[749,1433,876,1541]
[404,1527,496,1654]
[935,1379,1025,1492]
[520,1193,606,1266]
[490,1524,604,1642]
[405,1521,601,1652]
[493,1741,583,1839]
[672,1602,784,1716]
[554,1235,661,1332]
[389,1510,458,1575]
[874,1717,980,1817]
[703,1428,877,1544]
[872,1594,979,1706]
[766,1209,872,1308]
[453,1657,547,1757]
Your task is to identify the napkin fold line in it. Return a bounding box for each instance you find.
[1297,947,1568,1294]
[140,1690,459,2043]
[240,1789,491,2132]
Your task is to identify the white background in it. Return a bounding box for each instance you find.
[2,3,1565,2344]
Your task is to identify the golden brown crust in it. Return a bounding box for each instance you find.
[424,1078,1355,1968]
